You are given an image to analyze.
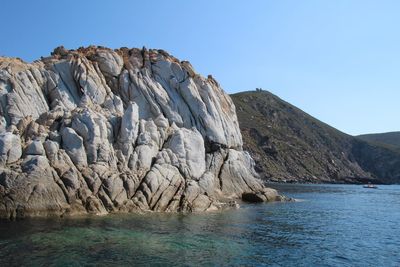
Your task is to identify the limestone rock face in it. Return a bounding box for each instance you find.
[0,46,281,219]
[0,132,22,164]
[61,127,88,168]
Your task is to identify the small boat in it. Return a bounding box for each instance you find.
[363,184,378,189]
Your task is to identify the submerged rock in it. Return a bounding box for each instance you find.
[0,46,282,219]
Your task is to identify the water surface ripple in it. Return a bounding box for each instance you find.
[0,184,399,266]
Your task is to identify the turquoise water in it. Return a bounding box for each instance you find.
[0,184,399,266]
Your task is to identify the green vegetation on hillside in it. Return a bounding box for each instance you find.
[231,90,400,184]
[358,132,400,153]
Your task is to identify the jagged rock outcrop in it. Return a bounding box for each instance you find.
[0,46,280,219]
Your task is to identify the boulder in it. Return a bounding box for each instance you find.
[219,149,264,197]
[242,188,292,203]
[92,50,123,77]
[0,132,22,164]
[61,127,87,168]
[24,140,45,156]
[164,127,205,179]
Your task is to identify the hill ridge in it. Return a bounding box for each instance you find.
[231,90,400,184]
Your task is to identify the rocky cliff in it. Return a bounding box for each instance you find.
[232,91,400,184]
[0,46,280,219]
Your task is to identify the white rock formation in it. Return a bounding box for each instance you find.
[0,46,282,219]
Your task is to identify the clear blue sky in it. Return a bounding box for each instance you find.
[1,0,399,135]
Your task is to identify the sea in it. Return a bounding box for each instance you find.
[0,184,399,266]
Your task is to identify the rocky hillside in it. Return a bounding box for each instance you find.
[0,46,282,219]
[358,132,400,152]
[231,90,400,184]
